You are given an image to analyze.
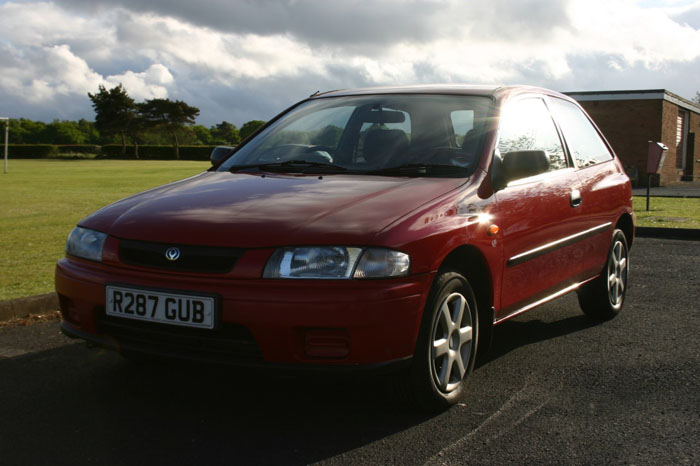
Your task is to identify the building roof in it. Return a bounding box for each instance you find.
[565,89,700,114]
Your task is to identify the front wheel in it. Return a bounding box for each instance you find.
[577,229,629,321]
[406,271,479,411]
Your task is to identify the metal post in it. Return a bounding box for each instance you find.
[646,141,667,212]
[0,117,8,174]
[3,119,8,174]
[646,174,651,211]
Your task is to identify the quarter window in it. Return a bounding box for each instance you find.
[498,98,568,171]
[549,98,613,168]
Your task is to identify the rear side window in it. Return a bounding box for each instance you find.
[497,98,568,171]
[549,98,613,168]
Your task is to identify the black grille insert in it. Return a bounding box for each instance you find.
[120,240,243,273]
[100,313,263,363]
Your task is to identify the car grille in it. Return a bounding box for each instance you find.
[99,312,263,363]
[119,239,244,273]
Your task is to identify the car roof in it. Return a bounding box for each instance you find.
[312,84,573,102]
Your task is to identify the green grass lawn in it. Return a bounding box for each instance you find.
[0,159,209,301]
[632,196,700,229]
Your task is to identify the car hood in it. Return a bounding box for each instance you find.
[80,171,466,247]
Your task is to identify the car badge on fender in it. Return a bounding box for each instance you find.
[165,247,181,261]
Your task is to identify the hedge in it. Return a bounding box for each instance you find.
[56,145,101,154]
[4,144,219,160]
[6,144,58,158]
[100,145,217,160]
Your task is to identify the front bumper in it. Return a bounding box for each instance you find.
[55,257,434,367]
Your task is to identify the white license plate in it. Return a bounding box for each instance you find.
[105,285,216,329]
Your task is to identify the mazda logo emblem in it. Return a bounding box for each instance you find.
[165,247,181,261]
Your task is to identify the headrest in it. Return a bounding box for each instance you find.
[363,129,409,166]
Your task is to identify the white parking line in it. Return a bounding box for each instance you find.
[424,377,561,465]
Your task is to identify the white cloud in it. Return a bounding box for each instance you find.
[0,43,99,102]
[0,0,699,125]
[0,1,100,46]
[111,13,326,81]
[105,64,174,100]
[568,0,700,65]
[0,41,173,101]
[668,0,700,28]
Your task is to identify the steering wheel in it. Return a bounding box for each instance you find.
[303,145,335,163]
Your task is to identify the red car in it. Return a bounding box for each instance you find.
[56,85,634,410]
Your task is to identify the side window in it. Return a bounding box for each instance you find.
[549,98,613,168]
[498,98,567,171]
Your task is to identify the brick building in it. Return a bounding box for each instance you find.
[566,90,700,186]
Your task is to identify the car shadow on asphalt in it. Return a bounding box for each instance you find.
[0,305,602,465]
[479,312,600,367]
[0,343,434,465]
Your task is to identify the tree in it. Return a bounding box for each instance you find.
[77,119,101,144]
[8,118,46,144]
[191,125,213,145]
[125,113,150,158]
[138,98,200,159]
[210,121,240,145]
[43,120,88,144]
[693,92,700,105]
[88,84,136,156]
[240,120,266,140]
[9,118,102,144]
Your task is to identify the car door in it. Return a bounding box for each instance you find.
[491,97,589,321]
[547,97,629,280]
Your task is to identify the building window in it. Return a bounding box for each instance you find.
[676,110,687,170]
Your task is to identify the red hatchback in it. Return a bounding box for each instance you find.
[56,85,634,410]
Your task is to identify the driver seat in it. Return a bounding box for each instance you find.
[362,129,409,168]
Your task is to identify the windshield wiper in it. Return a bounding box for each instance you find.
[229,160,348,174]
[364,163,472,177]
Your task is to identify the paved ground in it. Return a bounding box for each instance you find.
[1,237,698,465]
[632,181,700,198]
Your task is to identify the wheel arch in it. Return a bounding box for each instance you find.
[616,212,635,249]
[437,245,495,355]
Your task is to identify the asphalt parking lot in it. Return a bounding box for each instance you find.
[1,237,698,465]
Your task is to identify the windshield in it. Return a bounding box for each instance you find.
[218,94,494,177]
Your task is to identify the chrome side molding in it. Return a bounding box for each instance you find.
[507,222,612,267]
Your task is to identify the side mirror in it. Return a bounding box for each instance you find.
[493,150,549,190]
[210,146,235,166]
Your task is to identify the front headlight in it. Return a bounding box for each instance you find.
[65,226,107,262]
[263,246,410,279]
[354,248,410,278]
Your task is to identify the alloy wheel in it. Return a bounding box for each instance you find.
[431,292,473,393]
[607,239,628,307]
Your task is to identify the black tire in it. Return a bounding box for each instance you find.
[577,229,629,321]
[405,270,479,411]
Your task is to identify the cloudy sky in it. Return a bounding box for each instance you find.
[0,0,699,126]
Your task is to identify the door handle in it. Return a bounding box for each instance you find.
[570,189,582,207]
